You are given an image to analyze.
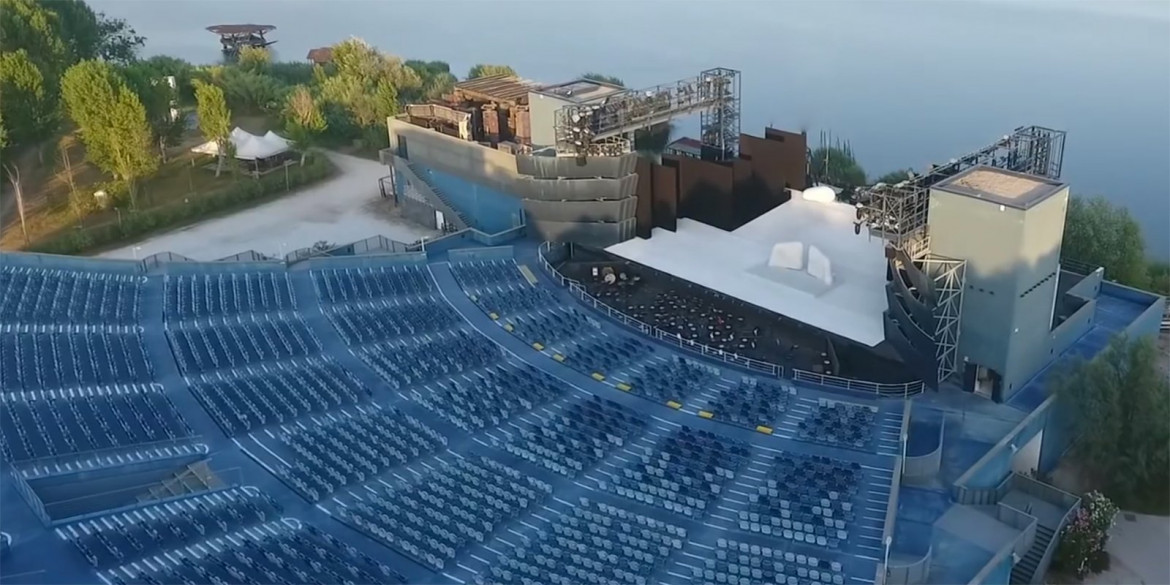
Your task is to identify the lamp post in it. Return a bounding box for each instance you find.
[883,535,893,585]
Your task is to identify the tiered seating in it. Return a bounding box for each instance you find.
[0,329,153,391]
[0,267,141,326]
[64,486,281,569]
[605,426,750,518]
[163,273,295,320]
[337,457,552,571]
[508,307,593,346]
[472,285,560,316]
[452,259,524,289]
[797,399,878,450]
[707,379,795,428]
[688,537,848,585]
[0,385,191,462]
[107,520,405,585]
[312,265,433,303]
[413,364,562,432]
[326,298,460,345]
[166,315,321,375]
[357,331,499,390]
[188,357,369,435]
[504,395,644,477]
[563,336,654,377]
[623,357,715,403]
[276,406,447,502]
[745,452,862,549]
[479,497,686,585]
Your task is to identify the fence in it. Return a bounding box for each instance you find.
[538,242,930,395]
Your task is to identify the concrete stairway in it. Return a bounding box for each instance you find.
[1010,524,1056,584]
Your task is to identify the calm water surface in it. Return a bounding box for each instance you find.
[93,0,1170,258]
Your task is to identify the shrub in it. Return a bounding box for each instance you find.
[30,154,335,255]
[1053,491,1119,579]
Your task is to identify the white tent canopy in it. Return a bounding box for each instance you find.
[192,127,292,160]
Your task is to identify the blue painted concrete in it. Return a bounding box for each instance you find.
[419,167,523,234]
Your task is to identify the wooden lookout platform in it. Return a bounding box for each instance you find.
[207,24,277,55]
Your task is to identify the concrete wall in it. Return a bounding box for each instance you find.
[954,396,1053,500]
[2,252,144,273]
[529,219,636,249]
[1064,267,1103,300]
[388,117,520,193]
[1101,281,1167,339]
[521,198,637,223]
[526,91,570,149]
[418,166,524,233]
[515,153,639,179]
[513,175,637,201]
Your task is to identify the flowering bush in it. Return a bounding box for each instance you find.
[1053,491,1118,578]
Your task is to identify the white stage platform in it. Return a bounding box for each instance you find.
[605,191,889,347]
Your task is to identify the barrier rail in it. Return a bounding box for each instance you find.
[539,241,933,394]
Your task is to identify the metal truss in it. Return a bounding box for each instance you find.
[554,68,742,159]
[922,254,966,385]
[856,125,1067,256]
[699,68,741,161]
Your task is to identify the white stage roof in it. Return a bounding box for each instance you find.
[605,192,889,347]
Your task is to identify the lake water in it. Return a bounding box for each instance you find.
[92,0,1170,259]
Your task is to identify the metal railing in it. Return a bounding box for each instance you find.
[539,241,930,395]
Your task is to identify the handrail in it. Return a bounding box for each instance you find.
[539,241,928,395]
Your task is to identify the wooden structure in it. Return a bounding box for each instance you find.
[415,75,534,147]
[207,24,276,55]
[306,47,333,65]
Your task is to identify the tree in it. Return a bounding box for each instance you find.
[193,79,231,177]
[1055,334,1169,509]
[213,67,287,114]
[876,169,913,185]
[0,50,55,150]
[1053,492,1118,578]
[1062,195,1149,287]
[237,46,270,72]
[467,64,515,79]
[581,72,624,86]
[61,60,157,207]
[0,0,67,80]
[320,39,409,145]
[283,85,326,165]
[405,59,456,100]
[1146,261,1169,296]
[809,145,866,193]
[120,61,184,162]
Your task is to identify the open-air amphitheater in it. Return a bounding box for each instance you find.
[2,71,1168,585]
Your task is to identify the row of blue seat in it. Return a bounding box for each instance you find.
[412,364,563,432]
[478,497,686,585]
[797,400,878,451]
[356,331,500,390]
[107,519,405,585]
[504,395,645,478]
[0,385,190,462]
[606,426,751,519]
[472,285,560,317]
[0,330,153,392]
[507,307,594,348]
[692,537,849,585]
[624,357,715,404]
[747,452,864,550]
[64,486,281,569]
[327,298,460,346]
[164,273,296,321]
[276,406,447,502]
[451,260,526,290]
[189,357,370,436]
[563,336,655,378]
[706,379,796,429]
[166,315,321,375]
[337,457,552,571]
[1,267,142,326]
[312,266,434,304]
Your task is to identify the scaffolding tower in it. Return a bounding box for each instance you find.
[862,125,1064,386]
[554,68,742,160]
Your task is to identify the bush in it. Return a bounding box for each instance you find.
[1053,491,1119,579]
[30,154,335,255]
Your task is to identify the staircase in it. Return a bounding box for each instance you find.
[137,461,222,502]
[1010,524,1055,584]
[402,160,472,230]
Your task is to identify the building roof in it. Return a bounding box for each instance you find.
[606,191,890,347]
[306,47,333,63]
[666,137,703,156]
[452,75,535,104]
[532,79,624,104]
[934,165,1065,209]
[206,24,276,35]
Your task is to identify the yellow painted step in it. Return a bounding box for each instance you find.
[698,410,714,419]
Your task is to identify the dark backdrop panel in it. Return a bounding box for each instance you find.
[651,161,679,232]
[677,157,735,231]
[636,157,654,238]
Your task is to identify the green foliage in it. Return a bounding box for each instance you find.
[267,61,317,86]
[0,50,55,149]
[810,146,867,191]
[1053,492,1118,578]
[1063,195,1150,287]
[40,0,143,63]
[119,61,184,151]
[283,85,326,163]
[1055,335,1170,509]
[1146,261,1169,296]
[61,60,158,204]
[322,38,413,135]
[876,169,913,184]
[236,46,271,72]
[581,72,624,87]
[214,67,287,114]
[0,0,67,80]
[30,155,334,256]
[193,79,231,177]
[467,63,515,79]
[405,59,456,100]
